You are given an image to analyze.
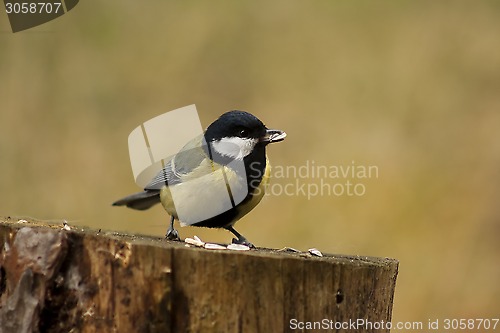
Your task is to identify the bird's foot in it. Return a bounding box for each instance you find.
[232,238,255,249]
[165,228,180,241]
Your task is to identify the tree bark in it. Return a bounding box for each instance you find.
[0,217,398,333]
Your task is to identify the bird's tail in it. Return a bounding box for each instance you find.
[112,190,161,210]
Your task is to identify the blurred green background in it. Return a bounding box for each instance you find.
[1,0,499,328]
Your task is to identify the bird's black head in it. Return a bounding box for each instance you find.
[204,110,286,161]
[204,110,286,191]
[205,110,266,144]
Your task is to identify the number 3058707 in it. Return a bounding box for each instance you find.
[5,2,62,14]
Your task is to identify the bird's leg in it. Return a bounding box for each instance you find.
[165,216,180,241]
[226,226,254,248]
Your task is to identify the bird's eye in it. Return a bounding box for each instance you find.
[239,129,249,138]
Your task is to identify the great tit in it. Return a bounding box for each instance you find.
[113,110,286,247]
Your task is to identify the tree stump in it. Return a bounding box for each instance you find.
[0,217,398,333]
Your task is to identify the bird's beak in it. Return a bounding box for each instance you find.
[261,129,287,144]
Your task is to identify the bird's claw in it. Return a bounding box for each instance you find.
[232,238,255,249]
[166,228,180,241]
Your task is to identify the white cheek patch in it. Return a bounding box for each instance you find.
[212,137,258,160]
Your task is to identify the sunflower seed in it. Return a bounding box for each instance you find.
[227,243,250,251]
[277,247,301,253]
[308,248,323,257]
[185,237,205,247]
[204,243,226,250]
[62,221,71,231]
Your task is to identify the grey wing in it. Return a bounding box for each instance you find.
[144,135,208,190]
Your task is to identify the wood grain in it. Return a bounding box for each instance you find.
[0,217,398,333]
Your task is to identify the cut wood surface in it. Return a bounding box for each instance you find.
[0,217,398,333]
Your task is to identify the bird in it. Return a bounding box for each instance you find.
[112,110,286,247]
